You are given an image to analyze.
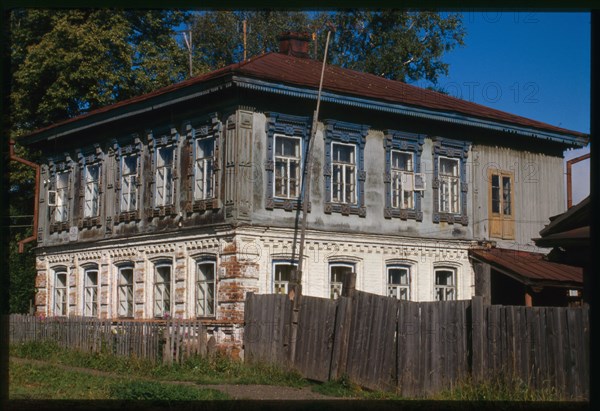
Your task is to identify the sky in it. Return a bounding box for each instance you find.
[427,11,590,206]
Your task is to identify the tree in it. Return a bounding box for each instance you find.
[189,10,465,85]
[329,11,465,83]
[7,9,189,313]
[190,11,317,69]
[10,9,188,131]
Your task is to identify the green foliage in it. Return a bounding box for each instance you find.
[8,236,37,314]
[9,359,118,399]
[10,341,307,387]
[191,11,316,69]
[311,375,404,399]
[435,375,561,401]
[190,11,465,84]
[10,9,188,131]
[9,359,230,400]
[109,380,229,400]
[10,340,60,360]
[8,10,188,313]
[328,11,465,83]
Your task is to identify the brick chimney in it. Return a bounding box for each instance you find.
[277,32,311,58]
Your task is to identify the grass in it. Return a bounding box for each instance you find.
[10,340,308,387]
[10,341,567,401]
[9,359,229,400]
[434,375,562,401]
[312,375,404,400]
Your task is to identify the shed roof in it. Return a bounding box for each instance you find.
[469,247,583,287]
[22,52,588,145]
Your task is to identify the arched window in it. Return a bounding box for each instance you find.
[83,265,99,317]
[196,259,216,317]
[434,267,456,301]
[117,264,134,318]
[329,262,355,300]
[387,265,410,300]
[54,268,68,316]
[153,261,172,317]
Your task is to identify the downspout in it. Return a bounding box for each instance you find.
[566,152,590,208]
[9,140,40,253]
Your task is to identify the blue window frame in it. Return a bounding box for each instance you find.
[432,137,470,225]
[323,120,368,216]
[265,112,311,212]
[383,130,424,221]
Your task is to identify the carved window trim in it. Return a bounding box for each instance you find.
[383,130,424,221]
[323,120,368,217]
[147,127,179,219]
[76,145,104,229]
[184,114,222,214]
[265,112,311,212]
[432,137,470,226]
[113,136,143,223]
[48,154,75,233]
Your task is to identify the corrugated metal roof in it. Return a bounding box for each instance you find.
[469,247,583,285]
[23,52,588,141]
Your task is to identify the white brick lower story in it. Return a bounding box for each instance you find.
[34,226,475,352]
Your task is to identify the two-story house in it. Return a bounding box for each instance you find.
[21,33,588,349]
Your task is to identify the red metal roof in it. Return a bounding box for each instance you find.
[469,247,582,285]
[25,52,588,140]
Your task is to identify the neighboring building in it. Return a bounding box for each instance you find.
[21,33,588,350]
[469,246,583,307]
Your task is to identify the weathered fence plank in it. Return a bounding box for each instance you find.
[293,295,337,382]
[9,315,208,366]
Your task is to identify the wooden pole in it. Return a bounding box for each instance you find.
[288,29,332,366]
[243,20,247,61]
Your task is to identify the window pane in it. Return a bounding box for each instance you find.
[122,155,137,176]
[439,158,460,214]
[118,267,134,317]
[195,138,215,201]
[56,172,70,222]
[502,176,511,215]
[330,264,353,300]
[392,151,413,171]
[435,270,453,286]
[84,165,100,218]
[55,271,67,316]
[274,136,301,199]
[274,264,295,295]
[491,174,500,214]
[434,269,456,301]
[197,262,215,316]
[440,158,459,176]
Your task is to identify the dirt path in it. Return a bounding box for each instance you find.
[9,357,341,400]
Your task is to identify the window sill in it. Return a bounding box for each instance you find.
[384,207,423,221]
[49,222,70,233]
[149,205,176,218]
[433,212,468,226]
[266,198,311,212]
[324,202,366,217]
[116,211,139,223]
[191,198,222,213]
[79,217,102,229]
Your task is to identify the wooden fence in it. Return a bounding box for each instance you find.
[9,314,213,365]
[244,292,589,399]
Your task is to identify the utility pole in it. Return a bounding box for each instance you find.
[182,28,193,78]
[243,20,248,61]
[288,28,332,365]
